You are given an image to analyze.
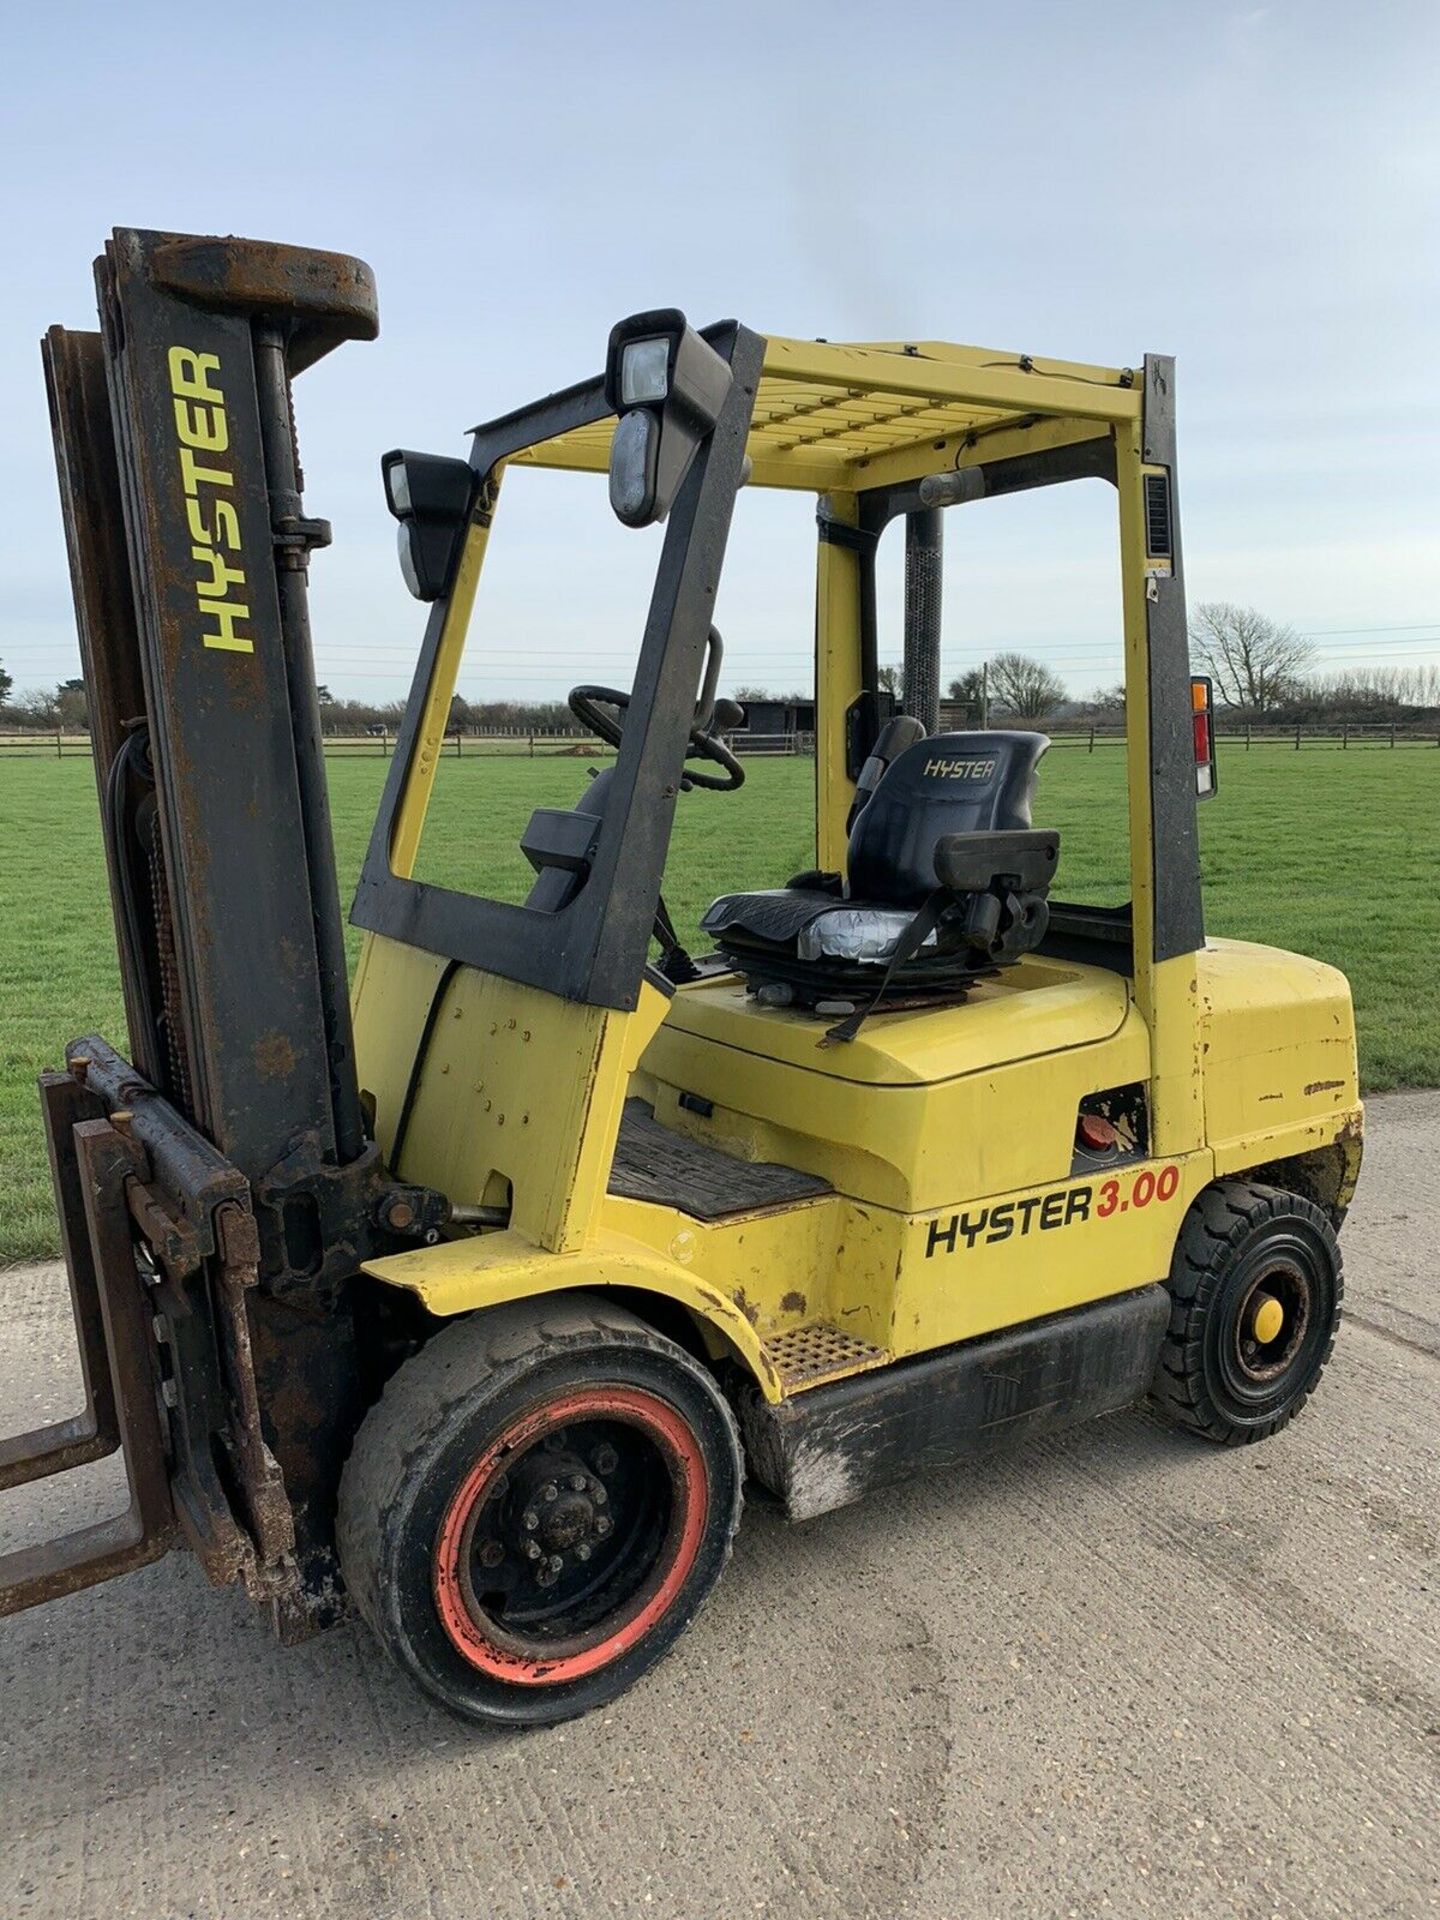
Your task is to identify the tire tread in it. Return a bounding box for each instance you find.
[1150,1180,1343,1447]
[336,1293,742,1725]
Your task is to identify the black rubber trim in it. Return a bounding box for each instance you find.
[815,512,880,555]
[741,1285,1169,1521]
[1142,357,1204,962]
[389,958,461,1176]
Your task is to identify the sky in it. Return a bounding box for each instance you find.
[1,0,1436,707]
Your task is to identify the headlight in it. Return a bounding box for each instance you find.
[397,523,424,600]
[619,336,671,406]
[603,309,732,528]
[380,450,474,600]
[385,460,412,516]
[608,410,660,527]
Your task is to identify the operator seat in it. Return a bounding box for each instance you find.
[701,723,1060,1015]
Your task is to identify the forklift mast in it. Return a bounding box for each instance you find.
[1,230,400,1627]
[55,229,371,1189]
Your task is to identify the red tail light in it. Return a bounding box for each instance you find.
[1192,676,1217,797]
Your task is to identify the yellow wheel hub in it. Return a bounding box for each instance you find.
[1250,1292,1285,1345]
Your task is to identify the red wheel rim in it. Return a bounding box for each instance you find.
[432,1386,709,1686]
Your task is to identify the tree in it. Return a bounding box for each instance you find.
[1279,663,1440,726]
[1078,682,1127,719]
[946,668,987,706]
[945,667,989,725]
[0,657,11,708]
[986,652,1065,720]
[55,677,89,733]
[876,663,902,695]
[12,686,60,728]
[315,684,335,706]
[730,686,812,704]
[1189,602,1314,714]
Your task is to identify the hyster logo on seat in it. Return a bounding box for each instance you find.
[168,347,251,655]
[923,756,995,781]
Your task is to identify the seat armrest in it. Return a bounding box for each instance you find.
[933,829,1059,894]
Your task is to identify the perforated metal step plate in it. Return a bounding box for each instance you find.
[766,1323,889,1393]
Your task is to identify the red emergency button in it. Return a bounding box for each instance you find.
[1077,1114,1118,1153]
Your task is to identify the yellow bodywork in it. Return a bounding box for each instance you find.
[353,332,1362,1407]
[510,338,1140,496]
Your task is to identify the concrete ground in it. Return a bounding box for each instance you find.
[1,1092,1436,1920]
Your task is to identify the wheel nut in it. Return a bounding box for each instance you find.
[593,1485,608,1506]
[524,1539,542,1560]
[593,1443,618,1475]
[535,1566,557,1587]
[575,1543,592,1562]
[542,1482,558,1503]
[595,1515,612,1537]
[522,1508,539,1531]
[478,1540,504,1569]
[548,1554,564,1574]
[569,1474,586,1492]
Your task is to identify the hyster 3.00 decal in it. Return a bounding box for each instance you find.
[168,346,252,655]
[925,1163,1181,1257]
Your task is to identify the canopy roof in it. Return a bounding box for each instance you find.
[511,334,1143,495]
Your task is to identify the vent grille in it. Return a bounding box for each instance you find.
[1144,471,1172,557]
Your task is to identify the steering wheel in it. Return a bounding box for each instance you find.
[567,683,746,793]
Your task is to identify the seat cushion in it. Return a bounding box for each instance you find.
[701,888,844,948]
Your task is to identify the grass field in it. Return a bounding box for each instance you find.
[1,747,1435,1263]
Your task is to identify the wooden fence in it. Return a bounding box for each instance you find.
[0,728,815,760]
[1046,722,1439,751]
[1,722,1434,761]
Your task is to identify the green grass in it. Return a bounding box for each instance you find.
[1,746,1435,1263]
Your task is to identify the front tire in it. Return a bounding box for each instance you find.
[1150,1181,1343,1445]
[337,1293,743,1727]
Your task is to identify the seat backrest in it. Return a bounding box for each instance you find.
[845,713,927,836]
[846,731,1050,903]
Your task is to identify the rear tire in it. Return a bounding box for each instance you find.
[1150,1181,1342,1445]
[337,1292,742,1727]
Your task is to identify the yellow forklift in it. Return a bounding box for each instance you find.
[0,229,1362,1727]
